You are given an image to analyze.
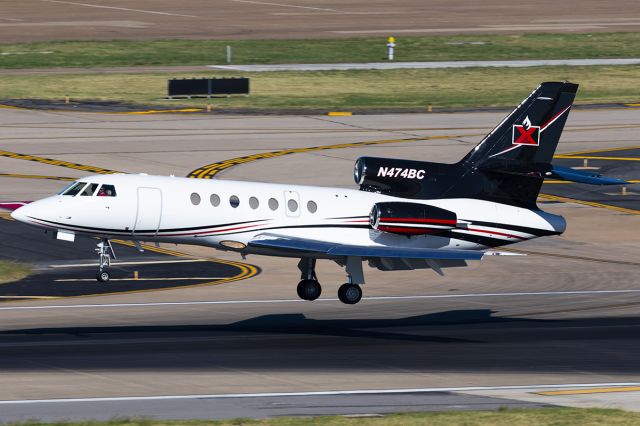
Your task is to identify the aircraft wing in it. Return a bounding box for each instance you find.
[248,233,485,260]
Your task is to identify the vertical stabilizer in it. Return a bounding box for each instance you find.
[454,82,578,207]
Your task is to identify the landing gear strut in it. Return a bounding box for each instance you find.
[95,238,115,282]
[295,257,365,304]
[297,258,321,301]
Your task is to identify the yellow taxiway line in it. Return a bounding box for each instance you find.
[553,155,640,161]
[559,145,640,156]
[0,150,120,175]
[538,193,640,215]
[0,173,76,181]
[187,133,481,179]
[537,386,640,396]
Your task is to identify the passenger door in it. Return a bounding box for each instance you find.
[134,187,162,236]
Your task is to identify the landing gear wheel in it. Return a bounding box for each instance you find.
[338,283,362,305]
[96,270,110,283]
[297,279,321,301]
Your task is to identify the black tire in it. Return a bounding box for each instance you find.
[96,270,110,283]
[338,283,362,305]
[297,279,321,301]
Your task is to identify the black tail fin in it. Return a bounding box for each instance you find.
[355,82,577,208]
[453,81,578,207]
[463,81,577,167]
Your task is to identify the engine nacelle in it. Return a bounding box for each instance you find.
[370,202,457,236]
[354,156,429,197]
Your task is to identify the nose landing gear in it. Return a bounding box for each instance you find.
[95,238,115,282]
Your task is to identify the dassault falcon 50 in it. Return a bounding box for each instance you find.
[11,82,626,304]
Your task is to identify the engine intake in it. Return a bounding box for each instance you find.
[370,202,457,236]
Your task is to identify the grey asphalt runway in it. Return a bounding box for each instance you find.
[0,393,550,422]
[4,0,640,42]
[0,106,638,419]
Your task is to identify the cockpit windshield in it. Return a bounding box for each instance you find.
[80,183,100,196]
[59,182,117,197]
[61,182,87,196]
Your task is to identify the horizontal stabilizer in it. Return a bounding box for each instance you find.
[549,165,628,185]
[249,233,484,261]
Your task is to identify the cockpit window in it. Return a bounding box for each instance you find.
[62,182,87,196]
[80,183,99,196]
[97,184,117,197]
[57,182,75,195]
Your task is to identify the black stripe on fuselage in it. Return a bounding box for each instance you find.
[28,216,534,248]
[27,216,269,235]
[461,219,558,237]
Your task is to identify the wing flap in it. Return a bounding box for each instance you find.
[249,233,484,260]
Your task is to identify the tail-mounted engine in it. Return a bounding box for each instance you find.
[354,156,430,197]
[370,202,457,236]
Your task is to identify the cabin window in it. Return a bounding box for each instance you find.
[190,192,201,205]
[307,200,318,213]
[268,198,279,211]
[287,199,299,213]
[210,194,220,207]
[229,195,240,208]
[249,196,259,209]
[97,184,117,197]
[62,182,87,196]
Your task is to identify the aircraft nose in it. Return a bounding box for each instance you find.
[10,204,29,223]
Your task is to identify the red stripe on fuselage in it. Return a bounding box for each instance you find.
[380,217,457,225]
[377,225,436,235]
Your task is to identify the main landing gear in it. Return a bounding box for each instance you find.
[297,258,321,300]
[297,257,364,305]
[95,238,115,282]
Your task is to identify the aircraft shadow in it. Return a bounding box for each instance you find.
[1,310,640,374]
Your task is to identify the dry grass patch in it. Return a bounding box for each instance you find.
[0,259,31,284]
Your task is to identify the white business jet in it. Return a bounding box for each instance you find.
[11,82,625,304]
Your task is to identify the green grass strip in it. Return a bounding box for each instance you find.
[1,32,640,69]
[2,65,639,111]
[4,408,640,426]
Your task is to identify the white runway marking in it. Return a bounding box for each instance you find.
[1,289,640,310]
[332,22,640,34]
[54,277,224,282]
[38,0,197,18]
[0,382,638,404]
[212,58,640,72]
[228,0,337,12]
[50,259,208,268]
